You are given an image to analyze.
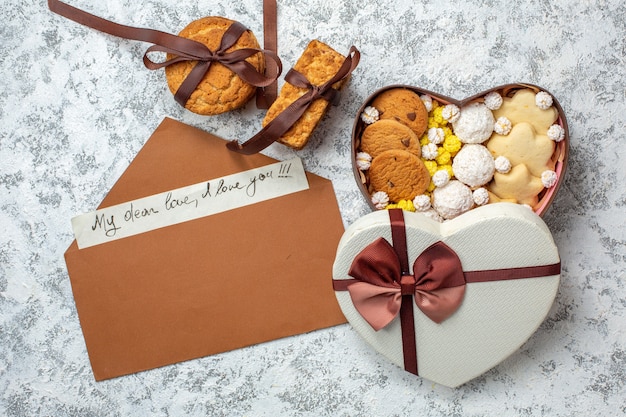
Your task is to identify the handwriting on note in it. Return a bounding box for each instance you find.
[73,158,309,248]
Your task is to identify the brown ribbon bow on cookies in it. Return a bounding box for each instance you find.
[47,0,282,109]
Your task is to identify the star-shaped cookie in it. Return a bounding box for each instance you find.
[487,122,556,177]
[493,89,558,134]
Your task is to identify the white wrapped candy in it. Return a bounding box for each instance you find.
[371,191,389,209]
[428,127,445,145]
[535,91,553,110]
[541,170,558,188]
[413,194,432,212]
[361,106,380,124]
[356,152,372,171]
[442,104,461,123]
[494,155,512,174]
[483,91,503,110]
[473,187,490,206]
[420,95,433,112]
[422,143,439,160]
[547,124,565,142]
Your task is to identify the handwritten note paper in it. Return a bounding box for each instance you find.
[72,157,309,249]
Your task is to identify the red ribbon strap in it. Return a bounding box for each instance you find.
[226,46,360,154]
[48,0,282,108]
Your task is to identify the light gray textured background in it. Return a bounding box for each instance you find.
[1,0,625,416]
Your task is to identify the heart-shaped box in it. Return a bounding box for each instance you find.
[351,84,569,216]
[332,203,560,388]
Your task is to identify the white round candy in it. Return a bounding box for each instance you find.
[494,155,512,174]
[535,91,553,110]
[494,117,512,135]
[473,187,490,206]
[432,170,451,187]
[413,194,432,212]
[547,124,565,142]
[422,143,439,160]
[371,191,389,209]
[452,102,496,144]
[541,170,558,188]
[452,144,495,187]
[432,180,473,220]
[483,91,503,110]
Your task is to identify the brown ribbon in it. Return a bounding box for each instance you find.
[49,0,360,155]
[333,209,561,375]
[256,0,278,108]
[226,45,360,154]
[48,0,282,109]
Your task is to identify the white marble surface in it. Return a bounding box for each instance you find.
[1,0,625,415]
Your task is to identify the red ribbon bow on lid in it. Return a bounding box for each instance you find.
[347,238,467,330]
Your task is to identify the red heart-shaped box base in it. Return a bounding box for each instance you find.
[352,84,569,217]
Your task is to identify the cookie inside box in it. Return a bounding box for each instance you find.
[351,84,569,218]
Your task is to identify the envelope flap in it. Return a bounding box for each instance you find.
[98,118,303,205]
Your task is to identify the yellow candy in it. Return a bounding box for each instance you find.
[435,148,451,165]
[396,199,416,212]
[423,160,438,176]
[420,135,430,146]
[427,180,436,192]
[432,107,447,126]
[386,200,416,212]
[443,134,462,155]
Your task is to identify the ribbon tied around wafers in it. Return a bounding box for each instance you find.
[47,0,282,108]
[333,209,561,375]
[226,46,360,154]
[282,67,341,105]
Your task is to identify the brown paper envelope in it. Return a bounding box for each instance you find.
[64,117,347,381]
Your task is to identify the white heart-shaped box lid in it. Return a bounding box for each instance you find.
[333,203,560,388]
